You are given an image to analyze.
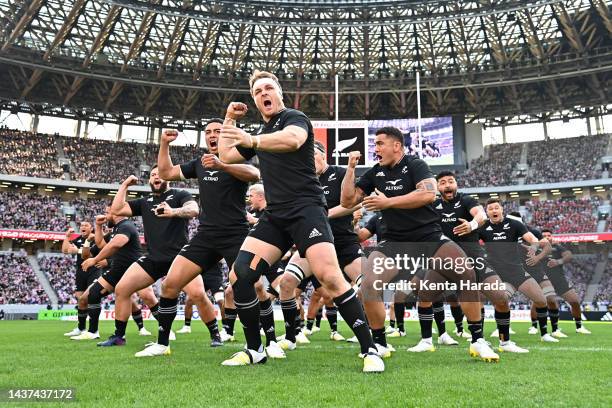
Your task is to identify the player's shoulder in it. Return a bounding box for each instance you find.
[433,197,443,207]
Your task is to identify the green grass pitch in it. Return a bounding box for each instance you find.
[1,320,611,407]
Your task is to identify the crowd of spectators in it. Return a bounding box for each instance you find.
[525,135,608,184]
[0,191,66,231]
[0,251,48,304]
[459,135,609,188]
[38,254,75,304]
[593,262,611,303]
[61,136,141,184]
[564,255,597,301]
[524,197,599,234]
[0,128,63,179]
[460,143,523,187]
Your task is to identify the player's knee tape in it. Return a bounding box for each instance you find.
[88,282,105,304]
[233,251,269,285]
[267,285,280,298]
[285,262,306,282]
[542,285,557,297]
[232,251,269,303]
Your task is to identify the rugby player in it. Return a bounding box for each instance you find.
[62,222,101,337]
[479,199,559,343]
[341,127,498,362]
[134,120,286,358]
[79,207,157,346]
[506,212,564,340]
[109,169,222,347]
[435,172,528,352]
[530,229,591,335]
[278,140,367,350]
[219,70,383,372]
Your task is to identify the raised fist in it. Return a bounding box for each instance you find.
[226,102,248,120]
[161,129,179,144]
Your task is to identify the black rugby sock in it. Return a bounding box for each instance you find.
[394,302,406,333]
[315,309,323,328]
[417,306,434,339]
[132,309,144,330]
[223,307,237,335]
[325,306,338,332]
[450,305,464,333]
[536,306,549,336]
[468,320,483,343]
[433,302,446,335]
[157,297,178,346]
[114,319,128,338]
[334,288,375,355]
[77,308,88,331]
[495,310,511,342]
[150,303,160,322]
[259,298,276,346]
[280,298,298,343]
[549,308,559,333]
[372,328,387,348]
[206,319,220,340]
[87,303,101,333]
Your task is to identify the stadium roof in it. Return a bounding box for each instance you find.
[0,0,609,128]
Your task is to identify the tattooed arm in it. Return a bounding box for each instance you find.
[362,178,438,211]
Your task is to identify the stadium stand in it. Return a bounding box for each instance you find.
[525,135,608,184]
[460,134,609,188]
[565,256,598,301]
[0,251,49,304]
[0,128,62,179]
[461,143,523,187]
[38,254,74,304]
[0,191,66,231]
[61,136,141,184]
[525,197,600,234]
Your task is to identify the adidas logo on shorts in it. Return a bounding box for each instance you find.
[309,228,323,239]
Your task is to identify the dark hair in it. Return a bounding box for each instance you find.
[150,164,158,171]
[205,118,224,127]
[509,211,521,218]
[314,140,325,154]
[485,197,501,206]
[375,126,403,143]
[541,228,553,234]
[435,170,455,181]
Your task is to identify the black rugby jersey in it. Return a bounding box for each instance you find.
[180,158,250,233]
[433,192,480,243]
[236,108,325,211]
[108,219,142,270]
[356,155,440,241]
[128,188,194,262]
[320,165,356,240]
[479,217,528,267]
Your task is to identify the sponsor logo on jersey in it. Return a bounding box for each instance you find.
[375,171,385,177]
[385,179,403,191]
[203,170,219,182]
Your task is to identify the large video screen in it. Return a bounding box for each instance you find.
[312,117,454,167]
[367,117,454,166]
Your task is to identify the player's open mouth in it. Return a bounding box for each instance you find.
[209,139,217,148]
[375,155,382,161]
[263,100,272,108]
